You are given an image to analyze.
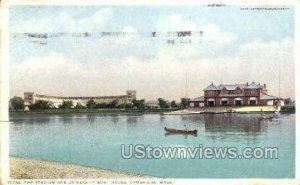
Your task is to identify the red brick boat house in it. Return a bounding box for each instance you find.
[189,82,283,107]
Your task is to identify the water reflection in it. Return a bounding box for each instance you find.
[159,115,166,123]
[164,132,198,138]
[158,113,275,143]
[10,116,51,124]
[10,113,277,144]
[200,114,273,144]
[126,114,144,127]
[111,114,119,124]
[202,114,262,134]
[126,116,138,124]
[86,115,96,124]
[180,115,203,123]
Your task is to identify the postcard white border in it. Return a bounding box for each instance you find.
[0,0,10,183]
[1,0,299,184]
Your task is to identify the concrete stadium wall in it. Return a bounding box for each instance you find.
[24,91,136,108]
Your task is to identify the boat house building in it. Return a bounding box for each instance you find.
[189,82,283,107]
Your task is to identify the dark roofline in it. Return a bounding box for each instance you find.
[35,94,130,100]
[204,82,265,91]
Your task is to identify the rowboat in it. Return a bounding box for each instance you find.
[258,116,273,121]
[164,127,198,135]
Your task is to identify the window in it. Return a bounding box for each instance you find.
[208,101,215,106]
[235,100,242,106]
[221,101,228,106]
[207,99,215,106]
[249,100,256,105]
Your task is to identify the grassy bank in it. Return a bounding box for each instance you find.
[10,105,293,116]
[10,108,180,116]
[280,105,295,113]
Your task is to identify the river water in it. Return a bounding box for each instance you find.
[10,113,295,178]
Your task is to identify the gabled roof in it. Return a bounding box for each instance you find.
[244,82,262,89]
[260,94,280,100]
[218,85,240,91]
[190,96,204,102]
[236,84,247,89]
[203,82,265,91]
[203,83,218,91]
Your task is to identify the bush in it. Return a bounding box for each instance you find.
[10,96,25,110]
[180,98,190,108]
[29,100,53,110]
[158,98,169,108]
[280,105,295,113]
[59,100,73,109]
[86,99,97,109]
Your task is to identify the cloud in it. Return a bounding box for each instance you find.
[9,10,294,100]
[201,24,236,46]
[10,8,113,33]
[10,53,90,97]
[156,15,236,45]
[155,14,237,59]
[11,11,237,63]
[156,14,197,31]
[50,16,237,62]
[236,38,294,98]
[76,8,113,32]
[10,38,294,101]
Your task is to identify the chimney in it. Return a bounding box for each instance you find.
[246,82,249,86]
[264,84,266,88]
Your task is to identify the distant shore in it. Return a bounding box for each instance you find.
[9,105,294,117]
[9,108,179,116]
[10,157,147,179]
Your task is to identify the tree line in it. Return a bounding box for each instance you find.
[9,96,190,111]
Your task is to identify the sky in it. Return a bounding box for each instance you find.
[9,5,295,101]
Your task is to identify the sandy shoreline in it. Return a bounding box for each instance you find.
[10,157,148,179]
